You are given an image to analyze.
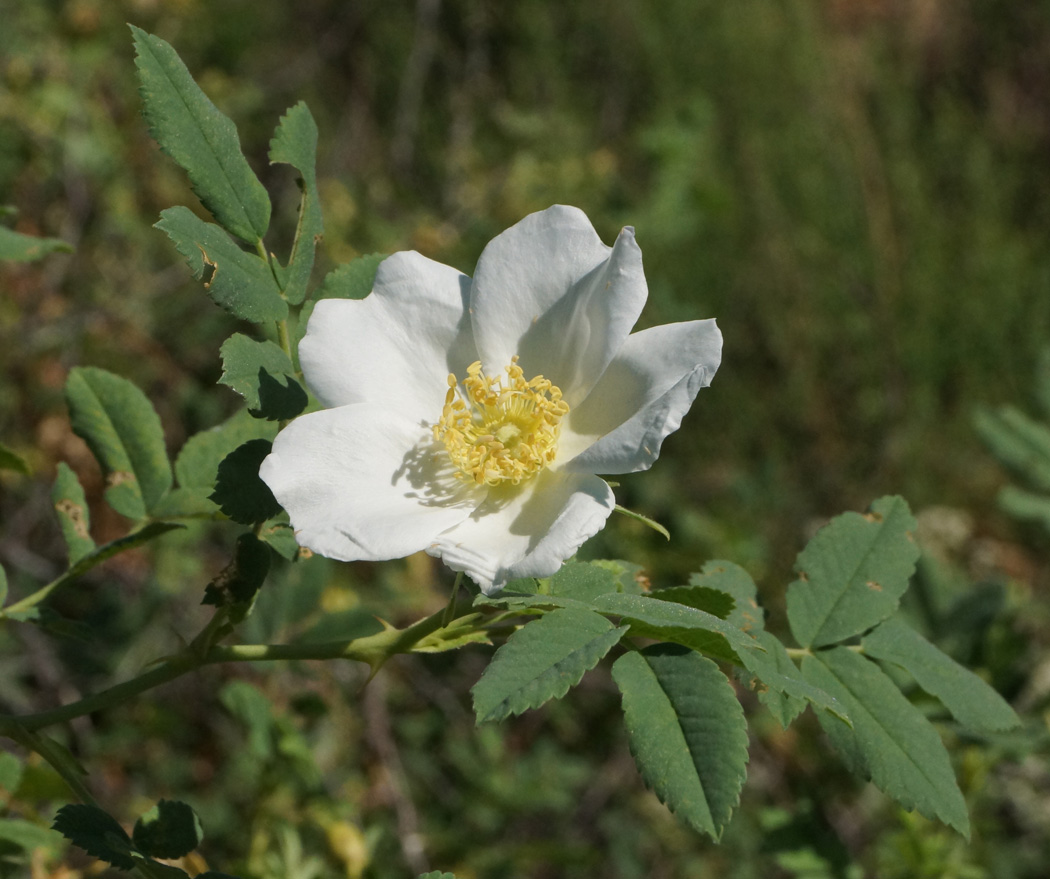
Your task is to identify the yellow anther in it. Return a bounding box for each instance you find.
[433,357,568,487]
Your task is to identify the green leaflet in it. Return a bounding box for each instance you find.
[52,804,135,870]
[739,630,849,727]
[0,225,72,261]
[590,592,758,664]
[801,647,970,836]
[652,584,735,620]
[210,439,282,525]
[154,410,278,518]
[542,559,620,601]
[51,462,95,564]
[612,646,749,840]
[219,333,307,420]
[317,253,386,300]
[786,495,920,648]
[65,367,173,520]
[132,800,203,861]
[472,607,627,723]
[269,101,323,305]
[155,207,287,323]
[688,559,764,632]
[131,26,270,242]
[862,618,1019,733]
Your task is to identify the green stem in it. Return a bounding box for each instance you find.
[0,599,477,734]
[5,723,97,805]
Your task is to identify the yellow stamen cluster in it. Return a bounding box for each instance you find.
[434,357,569,486]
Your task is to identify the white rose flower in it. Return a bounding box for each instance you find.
[260,205,722,594]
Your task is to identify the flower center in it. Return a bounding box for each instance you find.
[434,356,569,486]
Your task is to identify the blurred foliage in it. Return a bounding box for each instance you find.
[2,0,1050,876]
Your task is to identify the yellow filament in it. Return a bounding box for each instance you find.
[433,356,569,486]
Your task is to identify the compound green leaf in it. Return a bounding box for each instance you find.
[132,800,203,860]
[52,462,95,564]
[590,592,758,664]
[156,207,286,323]
[472,607,627,723]
[688,560,764,632]
[0,225,72,261]
[739,630,849,727]
[210,439,281,524]
[52,803,135,870]
[862,618,1019,733]
[786,496,920,648]
[131,26,269,242]
[219,333,307,420]
[269,101,322,305]
[65,367,172,520]
[801,647,969,836]
[612,646,748,840]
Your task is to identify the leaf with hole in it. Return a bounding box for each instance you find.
[269,101,322,305]
[156,207,286,322]
[786,496,920,648]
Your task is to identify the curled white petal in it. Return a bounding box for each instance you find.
[300,252,476,424]
[471,206,647,404]
[260,404,478,561]
[561,319,722,474]
[428,470,615,594]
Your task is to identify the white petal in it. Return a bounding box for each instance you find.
[260,404,479,561]
[428,470,615,594]
[561,319,722,474]
[300,252,476,424]
[471,206,647,404]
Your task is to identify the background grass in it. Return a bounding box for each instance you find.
[2,1,1050,877]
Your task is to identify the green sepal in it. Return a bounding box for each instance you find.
[156,207,287,323]
[64,367,173,520]
[786,496,920,648]
[132,799,203,860]
[210,439,282,525]
[219,333,307,420]
[268,101,323,305]
[52,462,95,564]
[612,645,749,840]
[131,26,270,242]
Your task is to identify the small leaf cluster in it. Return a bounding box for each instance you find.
[53,799,239,879]
[471,497,1019,841]
[975,346,1050,532]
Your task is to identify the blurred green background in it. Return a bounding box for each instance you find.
[2,1,1050,877]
